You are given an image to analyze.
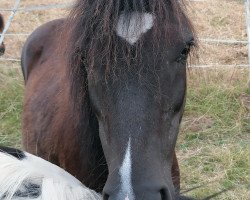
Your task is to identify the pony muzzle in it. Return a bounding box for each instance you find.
[103,174,176,200]
[103,185,175,200]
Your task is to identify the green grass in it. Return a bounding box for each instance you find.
[0,66,249,199]
[0,66,23,148]
[177,69,250,199]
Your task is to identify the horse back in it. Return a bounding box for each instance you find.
[21,19,65,82]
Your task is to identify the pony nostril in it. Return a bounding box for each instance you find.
[160,188,173,200]
[103,193,109,200]
[160,188,166,200]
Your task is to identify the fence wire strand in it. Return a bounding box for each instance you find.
[0,3,73,12]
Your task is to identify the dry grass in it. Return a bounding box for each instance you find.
[0,0,249,199]
[187,0,247,66]
[1,0,70,59]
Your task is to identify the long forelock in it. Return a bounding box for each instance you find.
[65,0,195,110]
[66,0,193,68]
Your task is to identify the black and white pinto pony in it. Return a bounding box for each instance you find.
[0,0,197,199]
[0,147,100,200]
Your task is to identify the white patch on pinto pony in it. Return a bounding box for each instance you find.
[116,12,154,45]
[0,151,101,200]
[119,139,134,200]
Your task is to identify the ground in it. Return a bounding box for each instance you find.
[0,0,249,199]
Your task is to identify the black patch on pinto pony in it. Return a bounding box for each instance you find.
[14,182,41,198]
[1,182,41,199]
[0,146,26,160]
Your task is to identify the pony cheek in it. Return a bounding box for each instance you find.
[168,113,182,147]
[98,121,110,158]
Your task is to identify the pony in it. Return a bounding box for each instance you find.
[0,13,5,56]
[21,0,196,199]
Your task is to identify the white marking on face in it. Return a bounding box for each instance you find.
[116,12,154,45]
[119,138,134,200]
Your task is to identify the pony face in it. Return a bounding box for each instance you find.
[67,0,196,198]
[0,14,5,56]
[87,17,195,200]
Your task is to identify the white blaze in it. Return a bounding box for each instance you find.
[119,139,134,200]
[116,12,154,45]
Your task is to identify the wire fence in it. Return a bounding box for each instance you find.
[0,0,250,72]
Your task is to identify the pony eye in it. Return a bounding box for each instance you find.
[176,39,195,63]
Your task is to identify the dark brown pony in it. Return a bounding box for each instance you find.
[21,0,195,199]
[0,14,5,56]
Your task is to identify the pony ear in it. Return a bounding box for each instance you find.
[0,147,101,200]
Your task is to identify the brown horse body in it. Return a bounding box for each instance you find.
[0,14,5,55]
[22,19,108,192]
[21,19,180,193]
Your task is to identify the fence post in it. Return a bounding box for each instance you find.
[0,0,21,45]
[245,0,250,83]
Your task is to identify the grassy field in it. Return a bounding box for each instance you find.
[0,0,250,199]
